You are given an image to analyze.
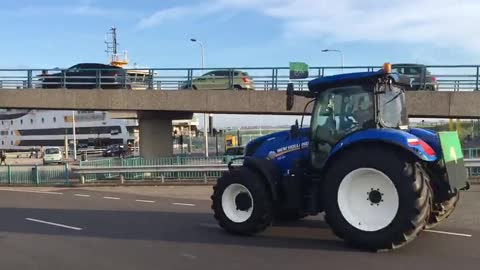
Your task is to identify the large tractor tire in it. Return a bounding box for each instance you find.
[211,167,274,235]
[323,146,431,251]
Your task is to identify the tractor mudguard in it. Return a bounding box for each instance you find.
[328,128,438,162]
[242,156,281,201]
[408,128,441,155]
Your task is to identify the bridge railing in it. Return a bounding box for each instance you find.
[1,65,480,91]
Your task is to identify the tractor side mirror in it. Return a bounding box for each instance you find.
[286,83,294,111]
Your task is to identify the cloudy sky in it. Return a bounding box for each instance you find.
[0,0,476,127]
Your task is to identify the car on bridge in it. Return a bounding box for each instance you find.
[392,63,438,91]
[181,70,255,90]
[39,63,128,89]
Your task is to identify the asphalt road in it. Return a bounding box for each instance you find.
[0,185,478,270]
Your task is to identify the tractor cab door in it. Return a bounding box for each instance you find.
[310,85,374,169]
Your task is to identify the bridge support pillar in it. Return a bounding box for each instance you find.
[138,111,193,159]
[139,118,173,159]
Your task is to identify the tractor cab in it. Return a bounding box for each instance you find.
[306,63,410,168]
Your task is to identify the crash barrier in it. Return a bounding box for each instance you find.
[0,164,70,185]
[1,65,480,91]
[74,164,230,184]
[0,157,478,185]
[75,158,480,183]
[78,156,238,182]
[464,158,480,177]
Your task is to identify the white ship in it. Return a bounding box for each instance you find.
[0,109,137,150]
[0,27,145,151]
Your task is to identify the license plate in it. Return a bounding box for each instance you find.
[438,131,469,191]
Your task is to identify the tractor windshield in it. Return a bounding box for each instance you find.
[378,85,408,128]
[310,85,374,168]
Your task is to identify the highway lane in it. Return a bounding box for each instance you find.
[0,186,478,270]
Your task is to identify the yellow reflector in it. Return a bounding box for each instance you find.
[383,62,392,73]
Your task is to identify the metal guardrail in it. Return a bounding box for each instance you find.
[74,164,229,174]
[73,158,480,183]
[1,65,480,91]
[0,155,479,186]
[0,164,69,185]
[464,158,480,168]
[73,164,230,183]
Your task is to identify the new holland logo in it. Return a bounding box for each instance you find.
[267,141,309,160]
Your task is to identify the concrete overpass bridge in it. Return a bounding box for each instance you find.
[0,88,478,158]
[0,88,478,118]
[1,64,480,158]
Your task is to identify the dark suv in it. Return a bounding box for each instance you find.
[391,64,438,91]
[40,63,127,89]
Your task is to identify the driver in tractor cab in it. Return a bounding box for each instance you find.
[353,95,374,128]
[339,95,354,130]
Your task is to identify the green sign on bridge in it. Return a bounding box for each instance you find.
[289,62,309,79]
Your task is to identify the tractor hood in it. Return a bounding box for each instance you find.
[245,128,308,157]
[244,128,310,175]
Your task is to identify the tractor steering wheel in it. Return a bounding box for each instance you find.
[342,121,360,134]
[313,125,336,147]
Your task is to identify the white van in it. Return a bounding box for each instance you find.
[43,147,63,165]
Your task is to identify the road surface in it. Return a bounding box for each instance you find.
[0,185,478,270]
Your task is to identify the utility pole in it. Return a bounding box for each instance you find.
[190,38,209,157]
[72,111,77,161]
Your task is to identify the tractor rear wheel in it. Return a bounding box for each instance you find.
[323,146,431,251]
[211,167,273,235]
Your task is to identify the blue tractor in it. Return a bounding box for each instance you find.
[211,63,469,251]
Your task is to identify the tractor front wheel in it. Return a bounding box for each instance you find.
[323,146,431,251]
[211,167,273,235]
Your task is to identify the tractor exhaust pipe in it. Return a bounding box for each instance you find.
[286,83,294,111]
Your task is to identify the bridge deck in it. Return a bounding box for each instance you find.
[0,89,477,118]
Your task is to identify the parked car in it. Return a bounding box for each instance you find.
[181,70,254,90]
[39,63,128,89]
[391,64,438,91]
[102,144,128,158]
[222,146,245,163]
[43,147,63,165]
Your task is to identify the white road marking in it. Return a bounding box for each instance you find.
[425,229,472,238]
[135,199,155,203]
[180,253,197,259]
[0,189,63,195]
[26,218,83,231]
[103,196,120,200]
[172,203,195,207]
[74,194,91,197]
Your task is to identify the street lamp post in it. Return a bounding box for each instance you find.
[190,38,209,157]
[72,111,77,161]
[321,49,344,72]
